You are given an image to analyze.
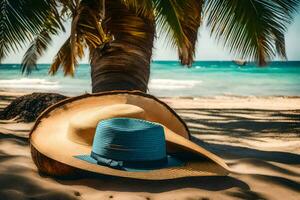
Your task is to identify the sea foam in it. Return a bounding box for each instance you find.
[149,79,202,90]
[0,78,60,90]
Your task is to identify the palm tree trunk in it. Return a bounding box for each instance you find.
[90,0,155,93]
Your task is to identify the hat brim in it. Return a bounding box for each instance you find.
[30,91,230,180]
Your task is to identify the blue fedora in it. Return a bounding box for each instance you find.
[74,118,184,171]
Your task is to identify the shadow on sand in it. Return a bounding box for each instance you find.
[55,173,250,193]
[191,136,300,165]
[176,108,300,138]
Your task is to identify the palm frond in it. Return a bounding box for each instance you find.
[49,0,106,76]
[57,0,77,15]
[21,30,53,75]
[153,0,205,66]
[0,0,55,62]
[21,3,64,74]
[49,34,86,76]
[70,8,81,74]
[49,0,110,76]
[205,0,300,65]
[76,0,107,52]
[49,37,76,76]
[177,0,203,66]
[154,0,187,48]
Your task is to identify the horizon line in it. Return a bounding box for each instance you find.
[1,60,300,65]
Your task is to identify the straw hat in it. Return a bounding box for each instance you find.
[30,91,229,180]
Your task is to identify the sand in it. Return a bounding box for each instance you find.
[0,92,299,200]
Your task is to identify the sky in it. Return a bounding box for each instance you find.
[3,12,300,63]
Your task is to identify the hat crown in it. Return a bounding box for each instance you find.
[92,118,167,162]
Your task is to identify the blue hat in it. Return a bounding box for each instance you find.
[75,118,184,171]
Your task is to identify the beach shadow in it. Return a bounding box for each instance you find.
[0,134,28,146]
[0,174,82,200]
[0,149,23,162]
[226,189,267,200]
[223,173,300,200]
[55,173,250,193]
[0,95,17,102]
[252,174,300,192]
[191,136,300,164]
[0,103,9,108]
[0,148,82,200]
[176,108,300,138]
[229,158,300,177]
[0,121,12,124]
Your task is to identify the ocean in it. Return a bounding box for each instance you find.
[0,61,300,97]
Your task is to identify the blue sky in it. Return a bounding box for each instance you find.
[3,12,300,63]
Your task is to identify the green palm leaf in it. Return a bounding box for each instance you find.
[177,0,203,66]
[21,30,53,75]
[154,0,187,47]
[49,0,107,76]
[49,37,77,76]
[21,4,65,74]
[0,0,55,62]
[125,0,203,66]
[75,0,106,53]
[205,0,300,65]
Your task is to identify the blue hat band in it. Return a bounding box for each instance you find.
[90,151,168,170]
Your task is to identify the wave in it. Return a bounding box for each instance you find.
[0,78,60,90]
[195,66,203,69]
[149,79,202,90]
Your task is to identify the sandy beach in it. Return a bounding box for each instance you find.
[0,91,299,200]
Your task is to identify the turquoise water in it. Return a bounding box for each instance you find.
[0,61,300,97]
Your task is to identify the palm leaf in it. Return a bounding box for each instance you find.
[76,0,106,52]
[49,37,76,76]
[131,0,203,66]
[49,0,106,76]
[205,0,300,65]
[154,0,187,48]
[21,3,65,74]
[177,0,203,66]
[49,35,86,76]
[0,0,55,62]
[57,0,76,15]
[21,30,53,75]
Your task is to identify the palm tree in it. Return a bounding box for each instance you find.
[1,0,299,93]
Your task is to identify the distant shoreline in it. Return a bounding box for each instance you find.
[1,89,300,99]
[1,90,300,111]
